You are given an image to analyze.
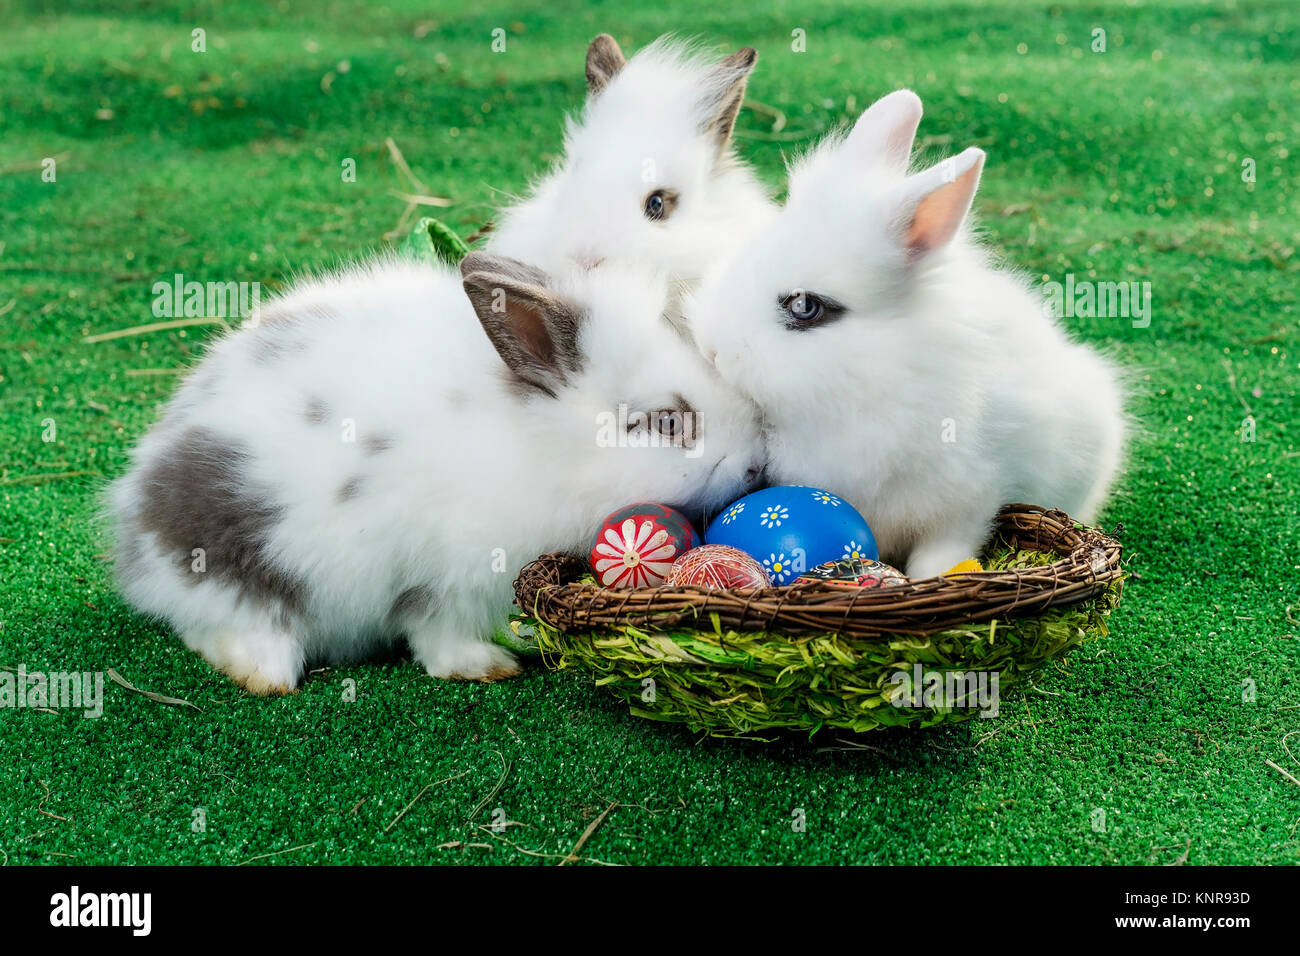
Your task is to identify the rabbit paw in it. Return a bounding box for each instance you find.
[413,634,521,683]
[199,629,305,696]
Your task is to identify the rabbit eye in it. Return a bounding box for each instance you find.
[785,292,823,322]
[655,410,684,438]
[633,396,697,446]
[779,290,844,330]
[643,189,677,222]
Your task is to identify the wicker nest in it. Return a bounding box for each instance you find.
[511,504,1124,738]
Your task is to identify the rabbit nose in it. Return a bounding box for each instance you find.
[745,464,765,489]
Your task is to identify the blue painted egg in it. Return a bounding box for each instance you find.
[704,486,878,586]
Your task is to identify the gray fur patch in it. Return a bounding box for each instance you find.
[389,584,435,619]
[304,398,330,425]
[361,434,394,455]
[336,475,364,503]
[136,426,304,612]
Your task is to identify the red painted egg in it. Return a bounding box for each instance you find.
[667,545,771,590]
[590,503,700,589]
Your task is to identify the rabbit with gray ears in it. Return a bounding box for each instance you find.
[688,90,1126,578]
[110,253,764,693]
[488,35,777,302]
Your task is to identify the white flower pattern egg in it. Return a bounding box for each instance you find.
[704,486,878,585]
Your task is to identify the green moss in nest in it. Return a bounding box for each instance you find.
[510,542,1123,739]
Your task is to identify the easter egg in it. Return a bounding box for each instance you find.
[794,556,907,590]
[704,486,878,586]
[667,545,771,590]
[943,558,984,575]
[590,503,700,589]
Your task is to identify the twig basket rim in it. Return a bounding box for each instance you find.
[513,504,1121,639]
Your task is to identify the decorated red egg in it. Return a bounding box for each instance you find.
[667,545,771,590]
[590,503,700,589]
[793,556,907,590]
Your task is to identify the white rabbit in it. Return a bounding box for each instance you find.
[688,90,1127,578]
[487,35,777,302]
[110,252,765,694]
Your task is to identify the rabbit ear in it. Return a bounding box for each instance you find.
[891,146,985,255]
[586,34,626,96]
[847,90,922,172]
[460,253,584,397]
[699,47,758,154]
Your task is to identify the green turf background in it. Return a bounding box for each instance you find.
[1,0,1297,865]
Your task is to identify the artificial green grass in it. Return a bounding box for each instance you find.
[1,0,1297,865]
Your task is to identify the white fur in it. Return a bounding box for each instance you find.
[110,256,764,691]
[687,91,1127,577]
[487,37,777,300]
